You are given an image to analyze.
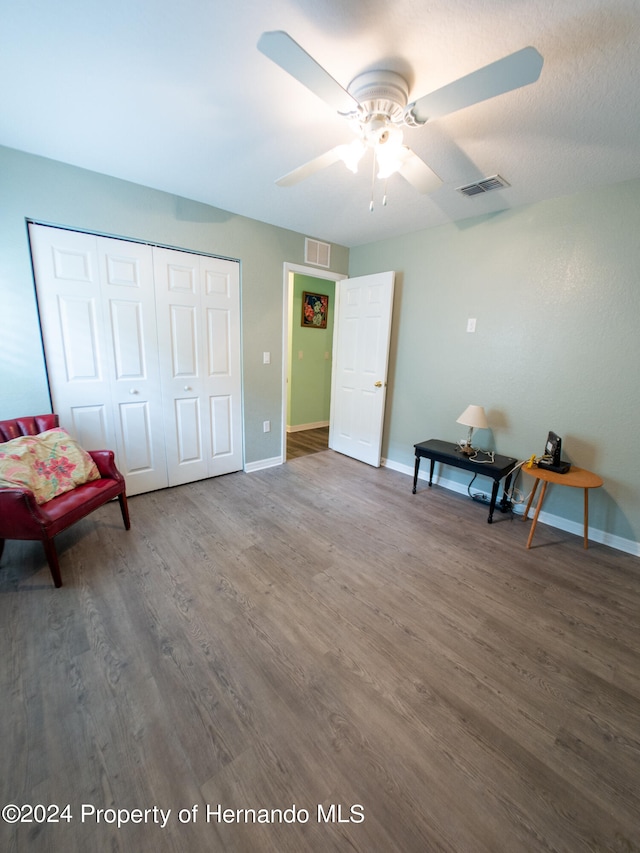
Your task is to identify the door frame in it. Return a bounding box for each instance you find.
[281,262,347,462]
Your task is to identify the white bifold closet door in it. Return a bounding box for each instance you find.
[29,224,242,496]
[153,246,242,487]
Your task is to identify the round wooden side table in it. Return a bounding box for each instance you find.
[521,464,603,549]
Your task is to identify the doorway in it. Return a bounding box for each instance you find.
[282,264,345,462]
[286,425,330,460]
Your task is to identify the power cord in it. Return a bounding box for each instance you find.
[452,443,496,464]
[467,455,543,509]
[500,455,551,509]
[459,447,550,510]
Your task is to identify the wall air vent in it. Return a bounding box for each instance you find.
[457,175,510,197]
[305,237,331,268]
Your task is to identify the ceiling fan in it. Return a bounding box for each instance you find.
[257,31,543,201]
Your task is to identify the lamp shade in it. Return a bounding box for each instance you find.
[456,405,488,430]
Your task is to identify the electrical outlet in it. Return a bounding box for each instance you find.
[263,351,271,364]
[466,318,477,333]
[263,420,271,433]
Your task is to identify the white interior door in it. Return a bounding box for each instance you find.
[29,225,169,494]
[329,271,395,466]
[153,247,242,486]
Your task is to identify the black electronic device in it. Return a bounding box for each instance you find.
[537,431,571,474]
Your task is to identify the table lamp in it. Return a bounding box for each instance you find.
[456,405,488,455]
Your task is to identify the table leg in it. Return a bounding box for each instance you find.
[500,473,514,512]
[583,488,589,549]
[487,480,500,524]
[526,481,548,549]
[412,456,420,494]
[522,478,540,521]
[429,459,435,487]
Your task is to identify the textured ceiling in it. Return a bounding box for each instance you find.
[1,0,640,247]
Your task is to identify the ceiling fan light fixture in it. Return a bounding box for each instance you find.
[374,125,406,179]
[376,148,404,179]
[337,139,367,173]
[257,31,543,199]
[347,70,409,122]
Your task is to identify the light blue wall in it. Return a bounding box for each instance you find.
[349,180,640,551]
[2,144,638,552]
[288,275,335,428]
[0,145,348,464]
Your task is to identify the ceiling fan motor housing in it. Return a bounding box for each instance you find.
[347,70,409,122]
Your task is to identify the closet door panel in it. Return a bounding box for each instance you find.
[70,404,110,450]
[154,247,210,486]
[30,224,169,496]
[58,296,102,382]
[98,236,167,494]
[210,395,233,456]
[118,400,155,473]
[109,299,146,379]
[201,255,243,476]
[170,305,199,377]
[175,397,203,464]
[29,225,116,453]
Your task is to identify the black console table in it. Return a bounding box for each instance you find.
[413,439,518,523]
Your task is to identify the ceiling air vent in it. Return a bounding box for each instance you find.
[457,175,510,197]
[305,237,331,268]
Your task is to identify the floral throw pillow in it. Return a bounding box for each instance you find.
[0,428,100,504]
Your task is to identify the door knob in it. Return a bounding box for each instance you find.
[184,385,192,391]
[374,381,382,387]
[129,389,138,394]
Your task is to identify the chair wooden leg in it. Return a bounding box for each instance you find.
[118,492,131,530]
[42,538,63,588]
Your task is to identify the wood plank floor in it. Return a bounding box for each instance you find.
[286,426,329,460]
[1,449,639,853]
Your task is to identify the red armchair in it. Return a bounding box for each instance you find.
[0,414,130,587]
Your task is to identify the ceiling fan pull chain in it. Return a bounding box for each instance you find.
[383,178,389,207]
[370,151,376,212]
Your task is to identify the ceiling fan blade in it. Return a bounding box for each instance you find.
[258,30,360,115]
[275,146,345,187]
[396,148,442,194]
[407,46,543,125]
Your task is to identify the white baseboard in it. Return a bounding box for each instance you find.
[286,421,329,433]
[382,457,640,558]
[244,455,283,473]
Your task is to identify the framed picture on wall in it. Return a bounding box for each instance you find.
[301,291,329,329]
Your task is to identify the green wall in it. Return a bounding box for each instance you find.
[349,180,640,551]
[0,145,348,465]
[288,274,335,428]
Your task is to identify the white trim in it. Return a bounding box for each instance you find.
[287,421,329,433]
[382,457,640,559]
[244,455,283,473]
